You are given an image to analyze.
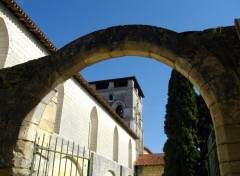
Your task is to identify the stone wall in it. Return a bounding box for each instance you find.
[1,1,240,175]
[91,153,133,176]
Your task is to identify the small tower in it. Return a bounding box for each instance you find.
[90,76,144,154]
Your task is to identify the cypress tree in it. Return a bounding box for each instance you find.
[163,70,199,176]
[196,95,213,175]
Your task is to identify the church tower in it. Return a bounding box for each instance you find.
[90,76,144,154]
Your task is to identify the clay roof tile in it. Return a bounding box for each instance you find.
[135,153,165,166]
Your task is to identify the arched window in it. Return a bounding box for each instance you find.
[109,94,113,102]
[89,107,98,152]
[54,84,64,134]
[128,139,132,168]
[105,170,116,176]
[113,127,119,162]
[0,17,9,69]
[116,105,123,118]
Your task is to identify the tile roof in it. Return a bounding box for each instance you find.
[74,74,139,139]
[2,0,139,139]
[144,146,153,154]
[1,0,57,52]
[135,153,165,166]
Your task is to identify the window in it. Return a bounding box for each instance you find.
[128,140,132,168]
[90,107,98,152]
[113,127,119,162]
[0,18,9,69]
[114,80,128,87]
[109,94,113,102]
[116,105,123,118]
[96,82,109,90]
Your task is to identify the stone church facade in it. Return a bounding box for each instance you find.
[0,1,146,175]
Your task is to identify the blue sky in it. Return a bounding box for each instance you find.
[17,0,240,153]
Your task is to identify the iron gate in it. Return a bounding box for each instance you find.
[29,133,92,176]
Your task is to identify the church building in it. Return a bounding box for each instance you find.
[0,1,164,175]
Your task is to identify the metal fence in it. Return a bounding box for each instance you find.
[207,131,220,176]
[30,133,92,176]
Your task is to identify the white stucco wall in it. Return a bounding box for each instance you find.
[1,2,137,169]
[59,78,137,168]
[0,3,48,69]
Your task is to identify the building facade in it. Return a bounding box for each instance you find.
[90,77,144,156]
[0,1,144,175]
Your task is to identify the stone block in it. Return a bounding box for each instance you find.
[206,71,239,105]
[220,160,240,176]
[189,56,226,89]
[215,124,240,145]
[175,57,192,79]
[209,96,240,127]
[217,143,240,163]
[12,168,30,176]
[18,122,37,142]
[12,151,31,169]
[15,140,34,160]
[199,83,216,108]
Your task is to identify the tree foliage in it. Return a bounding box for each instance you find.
[163,70,199,176]
[196,95,213,175]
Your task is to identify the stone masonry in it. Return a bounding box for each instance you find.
[0,22,240,176]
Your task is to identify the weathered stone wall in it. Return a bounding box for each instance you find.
[0,2,240,175]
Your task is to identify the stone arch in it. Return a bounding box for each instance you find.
[113,126,119,162]
[89,106,98,152]
[58,156,83,176]
[17,84,64,147]
[37,90,58,135]
[0,17,9,69]
[105,170,116,176]
[112,101,125,118]
[0,25,240,175]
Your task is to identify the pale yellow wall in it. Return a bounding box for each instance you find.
[141,165,164,176]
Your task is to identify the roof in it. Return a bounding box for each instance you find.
[74,74,139,139]
[135,153,165,166]
[1,0,57,52]
[144,146,153,154]
[89,76,145,98]
[2,0,139,139]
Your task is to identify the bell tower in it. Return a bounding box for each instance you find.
[90,76,144,154]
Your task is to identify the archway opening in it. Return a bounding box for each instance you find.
[2,24,238,176]
[81,56,172,153]
[81,56,215,173]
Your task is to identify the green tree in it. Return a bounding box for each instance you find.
[196,95,213,175]
[163,70,199,176]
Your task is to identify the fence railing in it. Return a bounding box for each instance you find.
[30,133,92,176]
